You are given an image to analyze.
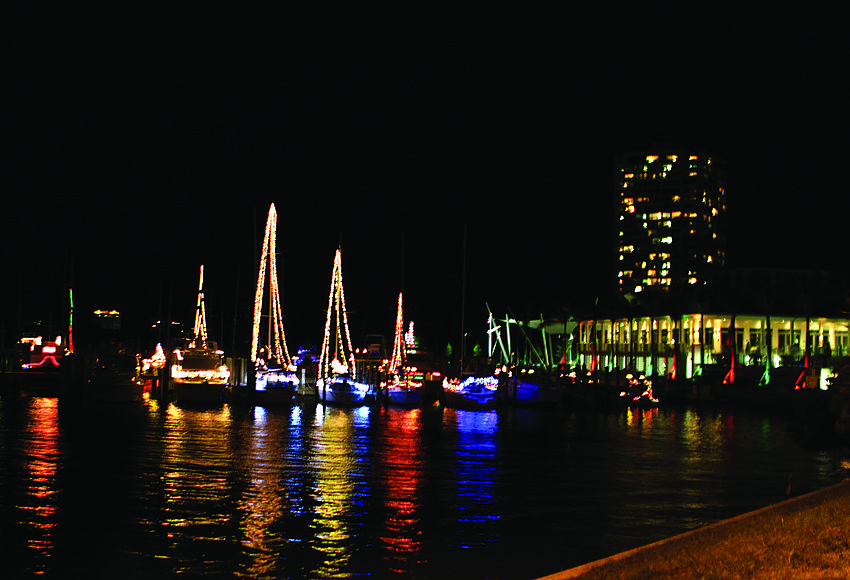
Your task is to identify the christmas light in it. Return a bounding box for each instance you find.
[389,292,405,375]
[170,365,231,382]
[22,356,60,369]
[191,265,208,348]
[142,343,167,372]
[443,376,498,393]
[251,204,293,369]
[318,249,356,381]
[68,288,74,354]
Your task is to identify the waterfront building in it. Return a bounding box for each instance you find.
[577,268,850,388]
[616,149,727,295]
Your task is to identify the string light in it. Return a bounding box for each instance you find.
[389,292,405,375]
[251,203,293,368]
[68,288,74,354]
[191,265,208,348]
[319,249,356,381]
[443,376,498,393]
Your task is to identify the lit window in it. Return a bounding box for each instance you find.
[689,277,698,284]
[689,171,698,177]
[646,155,659,163]
[624,173,634,179]
[689,155,697,161]
[667,155,678,162]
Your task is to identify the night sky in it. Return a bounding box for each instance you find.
[4,13,846,357]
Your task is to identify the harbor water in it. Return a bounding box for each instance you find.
[0,393,846,579]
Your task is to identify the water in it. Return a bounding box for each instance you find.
[0,393,845,579]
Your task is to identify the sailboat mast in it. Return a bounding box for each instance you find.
[193,265,208,348]
[459,224,467,375]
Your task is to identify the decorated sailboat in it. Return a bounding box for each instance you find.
[443,375,499,409]
[317,248,370,405]
[385,292,422,406]
[251,203,299,403]
[171,265,231,403]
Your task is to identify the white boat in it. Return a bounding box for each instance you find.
[318,376,370,405]
[443,375,498,410]
[251,203,298,405]
[317,249,369,406]
[384,292,422,406]
[172,265,231,403]
[172,346,230,403]
[387,379,422,406]
[254,365,299,404]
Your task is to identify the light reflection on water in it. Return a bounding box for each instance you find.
[21,397,61,575]
[1,394,845,579]
[376,407,425,577]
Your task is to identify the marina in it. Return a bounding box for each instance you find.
[0,390,846,579]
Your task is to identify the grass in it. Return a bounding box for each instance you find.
[539,479,850,580]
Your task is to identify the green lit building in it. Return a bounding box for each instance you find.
[616,149,727,295]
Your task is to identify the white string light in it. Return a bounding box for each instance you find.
[251,203,293,367]
[319,249,356,381]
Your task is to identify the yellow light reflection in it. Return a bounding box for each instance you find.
[238,406,289,578]
[310,408,358,577]
[158,403,235,570]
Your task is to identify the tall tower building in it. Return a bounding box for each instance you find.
[615,149,727,295]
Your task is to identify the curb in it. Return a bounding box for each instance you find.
[535,479,850,579]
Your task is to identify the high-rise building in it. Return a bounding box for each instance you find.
[615,149,727,295]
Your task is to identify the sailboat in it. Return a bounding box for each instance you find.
[385,292,422,406]
[251,203,298,404]
[442,225,498,410]
[171,265,231,403]
[317,248,370,405]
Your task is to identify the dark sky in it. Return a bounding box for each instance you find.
[4,13,846,356]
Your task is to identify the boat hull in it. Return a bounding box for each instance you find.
[174,381,226,403]
[515,381,565,405]
[387,386,422,406]
[253,384,297,405]
[444,388,497,410]
[319,380,368,406]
